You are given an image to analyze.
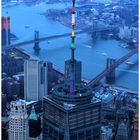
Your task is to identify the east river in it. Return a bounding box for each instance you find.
[2,1,138,91]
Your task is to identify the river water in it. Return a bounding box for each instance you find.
[2,1,138,91]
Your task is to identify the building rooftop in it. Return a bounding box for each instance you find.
[18,99,37,106]
[50,83,93,105]
[13,73,24,80]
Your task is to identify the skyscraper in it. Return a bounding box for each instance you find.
[24,59,48,101]
[43,0,101,140]
[9,100,29,140]
[2,16,10,47]
[43,93,101,140]
[29,106,42,140]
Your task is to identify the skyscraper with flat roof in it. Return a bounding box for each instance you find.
[9,100,29,140]
[24,59,48,101]
[29,106,42,140]
[43,93,101,140]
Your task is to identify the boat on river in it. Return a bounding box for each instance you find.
[126,61,135,65]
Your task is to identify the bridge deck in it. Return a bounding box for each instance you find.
[87,49,138,86]
[4,27,114,48]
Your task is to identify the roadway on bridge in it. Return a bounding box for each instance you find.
[5,27,113,48]
[87,48,138,87]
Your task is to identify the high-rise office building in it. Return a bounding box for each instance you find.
[43,1,101,139]
[2,16,10,47]
[8,100,29,140]
[29,106,42,140]
[46,62,53,91]
[43,92,101,140]
[24,59,48,101]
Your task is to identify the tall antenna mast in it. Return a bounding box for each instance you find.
[69,0,76,95]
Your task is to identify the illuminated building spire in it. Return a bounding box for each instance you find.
[69,0,76,95]
[29,106,37,120]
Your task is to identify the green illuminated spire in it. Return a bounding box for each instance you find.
[72,42,75,49]
[29,106,37,120]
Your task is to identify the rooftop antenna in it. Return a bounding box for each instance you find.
[69,0,76,96]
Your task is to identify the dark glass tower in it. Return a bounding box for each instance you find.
[43,90,101,140]
[29,106,41,139]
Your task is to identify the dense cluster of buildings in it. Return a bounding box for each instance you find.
[94,85,138,139]
[45,0,138,43]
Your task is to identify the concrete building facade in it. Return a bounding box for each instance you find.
[24,59,48,101]
[9,100,29,140]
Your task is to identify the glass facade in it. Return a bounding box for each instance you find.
[43,97,101,140]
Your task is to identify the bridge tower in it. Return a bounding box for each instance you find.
[106,58,116,84]
[92,20,99,40]
[100,30,109,39]
[33,30,40,52]
[91,32,98,40]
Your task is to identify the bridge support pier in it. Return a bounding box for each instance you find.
[106,58,116,84]
[100,30,108,39]
[33,30,40,52]
[91,32,98,40]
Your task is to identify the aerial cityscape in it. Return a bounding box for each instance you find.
[1,0,138,140]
